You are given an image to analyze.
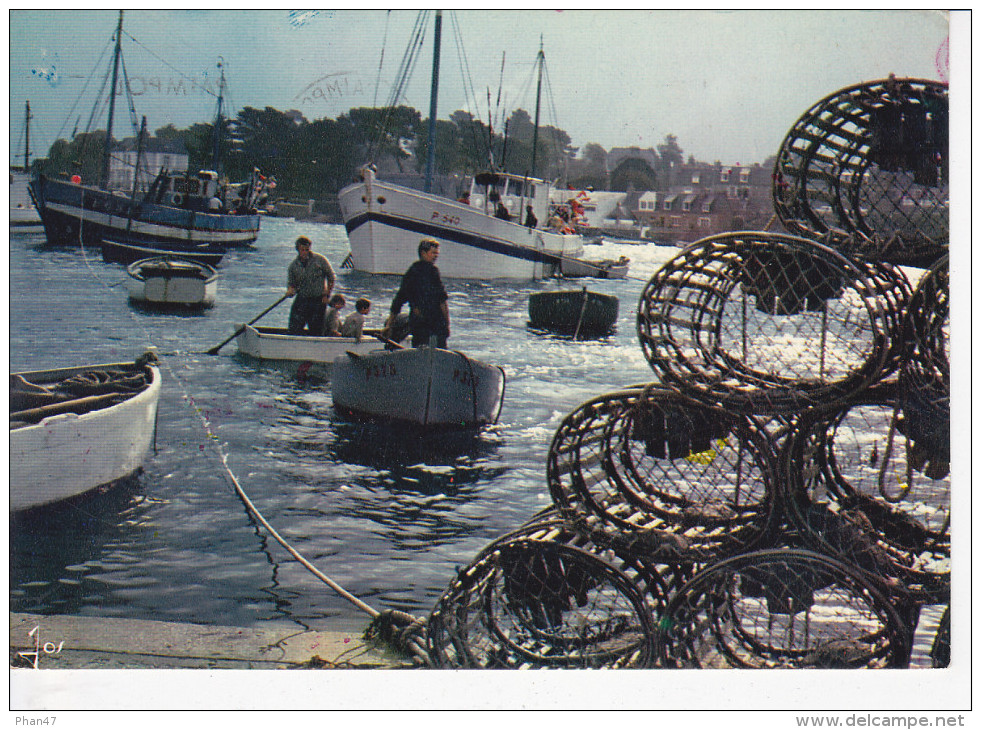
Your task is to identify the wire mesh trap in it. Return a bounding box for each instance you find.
[637,232,911,415]
[898,256,950,481]
[653,548,912,668]
[546,385,779,564]
[772,77,949,269]
[426,511,690,668]
[780,390,951,604]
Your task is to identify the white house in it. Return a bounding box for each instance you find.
[108,137,189,191]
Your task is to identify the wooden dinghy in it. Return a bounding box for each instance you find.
[234,324,393,380]
[332,346,506,429]
[126,256,218,308]
[9,352,162,512]
[102,238,226,267]
[560,255,630,279]
[528,287,619,337]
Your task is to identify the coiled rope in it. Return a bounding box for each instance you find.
[69,225,432,666]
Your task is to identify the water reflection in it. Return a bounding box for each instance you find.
[9,476,151,615]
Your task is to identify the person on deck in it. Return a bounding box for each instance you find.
[495,201,512,221]
[285,236,335,335]
[340,297,372,341]
[323,293,346,336]
[524,205,538,229]
[383,238,449,349]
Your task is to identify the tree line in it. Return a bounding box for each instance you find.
[36,103,690,202]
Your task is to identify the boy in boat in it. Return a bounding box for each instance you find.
[384,238,450,349]
[286,236,335,335]
[323,293,346,336]
[340,297,372,341]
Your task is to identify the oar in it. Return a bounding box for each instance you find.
[206,294,290,355]
[367,330,406,349]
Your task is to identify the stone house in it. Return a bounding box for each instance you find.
[108,137,189,192]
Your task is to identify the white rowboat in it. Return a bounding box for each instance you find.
[10,355,162,512]
[234,324,394,380]
[126,256,218,308]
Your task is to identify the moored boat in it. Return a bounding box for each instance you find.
[126,256,218,309]
[28,12,265,249]
[560,255,630,279]
[235,324,394,380]
[332,346,506,429]
[10,353,162,512]
[102,238,226,266]
[528,288,619,337]
[338,12,584,280]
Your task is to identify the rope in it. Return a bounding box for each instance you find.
[62,224,434,667]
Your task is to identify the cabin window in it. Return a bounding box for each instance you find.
[691,173,700,184]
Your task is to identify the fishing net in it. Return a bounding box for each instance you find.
[772,76,948,269]
[653,548,912,668]
[637,232,911,415]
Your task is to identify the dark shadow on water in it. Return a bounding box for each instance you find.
[9,474,150,616]
[126,299,213,318]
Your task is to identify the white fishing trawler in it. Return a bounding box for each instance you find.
[338,11,586,280]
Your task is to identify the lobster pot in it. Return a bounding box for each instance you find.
[546,385,778,564]
[654,548,913,668]
[637,233,911,415]
[898,255,950,477]
[426,510,689,669]
[780,391,950,603]
[772,77,948,269]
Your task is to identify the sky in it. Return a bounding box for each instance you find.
[8,9,954,168]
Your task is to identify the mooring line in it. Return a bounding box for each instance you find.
[70,227,432,665]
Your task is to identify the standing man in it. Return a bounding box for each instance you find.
[384,238,449,348]
[286,236,335,335]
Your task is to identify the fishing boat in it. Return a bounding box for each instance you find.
[560,255,630,280]
[102,238,226,267]
[332,346,506,429]
[10,101,42,227]
[28,12,265,249]
[9,353,162,512]
[528,288,619,337]
[338,12,584,280]
[234,324,393,379]
[126,256,218,309]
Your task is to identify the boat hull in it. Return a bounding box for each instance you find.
[528,289,619,336]
[338,178,584,280]
[9,360,161,511]
[332,347,506,428]
[103,238,226,266]
[10,171,42,226]
[126,257,218,308]
[560,256,630,280]
[235,324,388,379]
[29,176,260,248]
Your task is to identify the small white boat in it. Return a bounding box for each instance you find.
[560,255,630,279]
[126,256,218,308]
[10,354,162,512]
[234,324,392,378]
[332,346,506,429]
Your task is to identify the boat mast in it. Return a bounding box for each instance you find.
[24,101,31,172]
[530,38,544,181]
[211,57,226,176]
[423,9,442,194]
[126,116,147,232]
[101,10,124,189]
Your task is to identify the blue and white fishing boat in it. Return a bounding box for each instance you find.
[29,12,265,249]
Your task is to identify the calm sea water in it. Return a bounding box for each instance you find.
[9,218,679,633]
